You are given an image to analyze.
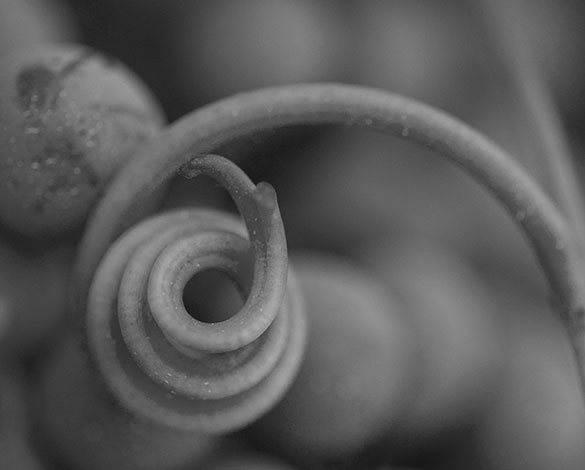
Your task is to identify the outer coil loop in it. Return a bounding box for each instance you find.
[85,155,306,432]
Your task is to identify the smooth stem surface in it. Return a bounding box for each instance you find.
[476,0,585,251]
[76,83,585,393]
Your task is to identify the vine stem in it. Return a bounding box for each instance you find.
[76,83,585,395]
[475,0,585,253]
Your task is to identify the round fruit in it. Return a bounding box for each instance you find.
[277,130,540,288]
[354,0,481,116]
[168,0,348,102]
[0,43,165,238]
[249,252,415,463]
[358,237,505,458]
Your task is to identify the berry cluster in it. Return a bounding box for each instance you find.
[1,1,585,470]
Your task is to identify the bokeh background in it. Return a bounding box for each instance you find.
[3,0,585,469]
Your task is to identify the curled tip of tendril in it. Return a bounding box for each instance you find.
[86,154,306,432]
[76,83,585,406]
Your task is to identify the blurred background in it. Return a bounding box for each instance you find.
[3,0,585,469]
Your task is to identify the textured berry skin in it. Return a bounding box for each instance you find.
[0,43,165,238]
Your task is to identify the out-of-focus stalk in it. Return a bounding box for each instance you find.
[475,0,585,250]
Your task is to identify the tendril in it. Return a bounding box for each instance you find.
[76,83,585,402]
[85,154,306,432]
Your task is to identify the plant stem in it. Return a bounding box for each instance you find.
[76,83,585,394]
[475,0,585,251]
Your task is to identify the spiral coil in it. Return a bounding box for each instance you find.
[85,154,306,432]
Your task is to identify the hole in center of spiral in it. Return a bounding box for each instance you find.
[182,269,244,323]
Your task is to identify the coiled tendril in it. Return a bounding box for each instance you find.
[77,83,585,408]
[86,154,306,432]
